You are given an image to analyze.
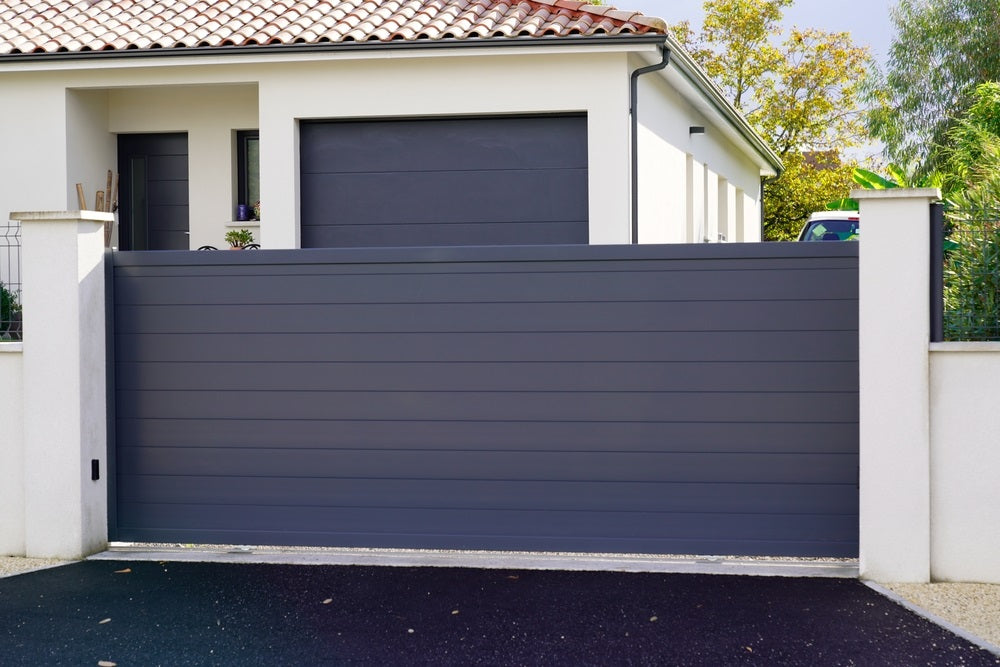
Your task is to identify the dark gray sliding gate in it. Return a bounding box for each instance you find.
[108,243,859,557]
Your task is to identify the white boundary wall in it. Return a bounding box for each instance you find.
[928,344,1000,583]
[0,343,24,555]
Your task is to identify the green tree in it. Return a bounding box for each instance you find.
[926,82,1000,340]
[937,82,1000,197]
[864,0,1000,170]
[942,160,1000,340]
[764,152,857,240]
[671,0,870,240]
[682,0,789,113]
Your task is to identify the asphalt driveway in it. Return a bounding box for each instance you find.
[0,561,997,666]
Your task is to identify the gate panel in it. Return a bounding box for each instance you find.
[109,243,859,556]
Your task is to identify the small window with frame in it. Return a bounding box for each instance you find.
[237,130,260,218]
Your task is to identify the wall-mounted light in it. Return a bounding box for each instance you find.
[689,126,706,135]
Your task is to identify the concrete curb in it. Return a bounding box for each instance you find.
[89,544,858,578]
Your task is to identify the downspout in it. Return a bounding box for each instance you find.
[630,44,670,244]
[760,175,769,241]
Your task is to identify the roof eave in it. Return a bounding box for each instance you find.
[0,33,668,63]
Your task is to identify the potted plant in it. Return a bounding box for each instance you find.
[224,228,255,250]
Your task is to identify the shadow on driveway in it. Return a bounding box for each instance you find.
[0,561,997,666]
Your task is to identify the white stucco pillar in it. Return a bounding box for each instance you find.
[854,188,940,582]
[14,210,112,559]
[257,94,298,249]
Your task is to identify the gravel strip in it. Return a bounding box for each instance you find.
[0,556,70,578]
[884,582,1000,650]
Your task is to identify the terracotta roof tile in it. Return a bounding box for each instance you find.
[0,0,665,55]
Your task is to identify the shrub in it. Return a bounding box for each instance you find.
[0,281,21,341]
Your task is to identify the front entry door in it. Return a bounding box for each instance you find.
[117,133,189,250]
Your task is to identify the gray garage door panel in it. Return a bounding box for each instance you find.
[302,221,588,248]
[299,116,588,247]
[299,116,588,171]
[109,242,859,557]
[299,170,588,224]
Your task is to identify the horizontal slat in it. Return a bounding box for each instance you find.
[110,240,858,269]
[115,389,858,423]
[113,268,859,304]
[117,476,858,515]
[116,448,857,484]
[112,254,858,276]
[114,330,858,363]
[115,504,859,543]
[115,419,859,454]
[114,300,859,334]
[115,360,859,393]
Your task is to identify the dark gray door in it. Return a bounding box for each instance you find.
[117,133,189,250]
[109,243,859,557]
[299,116,588,248]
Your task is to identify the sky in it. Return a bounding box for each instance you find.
[619,0,895,61]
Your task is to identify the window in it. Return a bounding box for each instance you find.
[237,130,260,216]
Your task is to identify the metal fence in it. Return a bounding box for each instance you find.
[1,219,21,341]
[940,206,1000,341]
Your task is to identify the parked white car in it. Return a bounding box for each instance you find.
[797,211,860,241]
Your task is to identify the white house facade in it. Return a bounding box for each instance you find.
[0,0,780,251]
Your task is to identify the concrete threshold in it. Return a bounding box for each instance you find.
[90,544,858,578]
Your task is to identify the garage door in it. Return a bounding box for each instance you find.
[108,243,859,557]
[299,116,588,248]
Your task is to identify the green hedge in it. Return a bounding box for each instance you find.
[0,280,20,341]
